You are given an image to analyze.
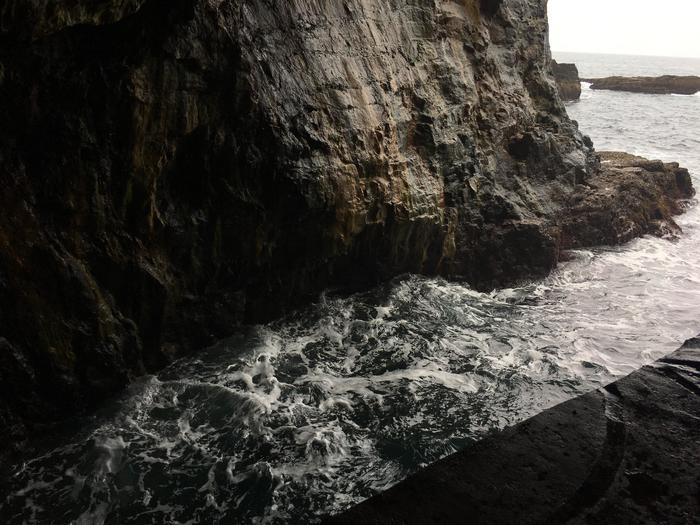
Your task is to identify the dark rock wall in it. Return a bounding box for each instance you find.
[0,0,596,443]
[551,59,581,101]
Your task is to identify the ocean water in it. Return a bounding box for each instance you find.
[2,54,700,524]
[554,51,700,78]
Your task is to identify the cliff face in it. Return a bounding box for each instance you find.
[551,60,581,101]
[0,0,597,444]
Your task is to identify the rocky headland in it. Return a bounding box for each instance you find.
[0,0,694,451]
[552,60,582,101]
[584,75,700,95]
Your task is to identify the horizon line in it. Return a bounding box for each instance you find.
[552,49,700,60]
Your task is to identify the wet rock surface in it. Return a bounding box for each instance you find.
[0,0,693,450]
[552,60,581,101]
[561,151,696,249]
[584,75,700,95]
[326,336,700,525]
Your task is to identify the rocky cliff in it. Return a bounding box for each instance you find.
[551,59,581,101]
[0,0,686,447]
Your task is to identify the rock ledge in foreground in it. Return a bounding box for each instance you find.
[327,336,700,524]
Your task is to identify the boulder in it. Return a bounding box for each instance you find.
[561,151,695,249]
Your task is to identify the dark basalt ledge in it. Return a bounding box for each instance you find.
[552,60,582,101]
[582,75,700,95]
[326,336,700,525]
[0,0,694,450]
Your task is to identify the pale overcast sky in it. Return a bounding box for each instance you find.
[548,0,700,58]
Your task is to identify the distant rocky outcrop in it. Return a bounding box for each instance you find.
[584,75,700,95]
[551,60,582,101]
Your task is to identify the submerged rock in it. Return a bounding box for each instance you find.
[552,60,582,101]
[585,75,700,95]
[0,0,693,448]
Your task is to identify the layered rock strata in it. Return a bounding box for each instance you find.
[327,336,700,524]
[552,60,581,101]
[585,75,700,95]
[0,0,693,447]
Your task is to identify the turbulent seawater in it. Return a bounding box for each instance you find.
[3,53,700,524]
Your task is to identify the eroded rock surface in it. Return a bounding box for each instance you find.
[0,0,693,448]
[562,152,695,249]
[552,60,581,101]
[327,336,700,524]
[585,75,700,95]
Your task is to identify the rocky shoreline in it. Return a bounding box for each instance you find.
[327,335,700,524]
[583,75,700,95]
[0,0,695,453]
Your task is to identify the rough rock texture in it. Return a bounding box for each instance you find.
[0,0,693,449]
[552,60,581,101]
[585,75,700,95]
[0,0,599,446]
[561,152,695,249]
[327,336,700,524]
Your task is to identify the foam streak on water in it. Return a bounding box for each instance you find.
[2,54,700,524]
